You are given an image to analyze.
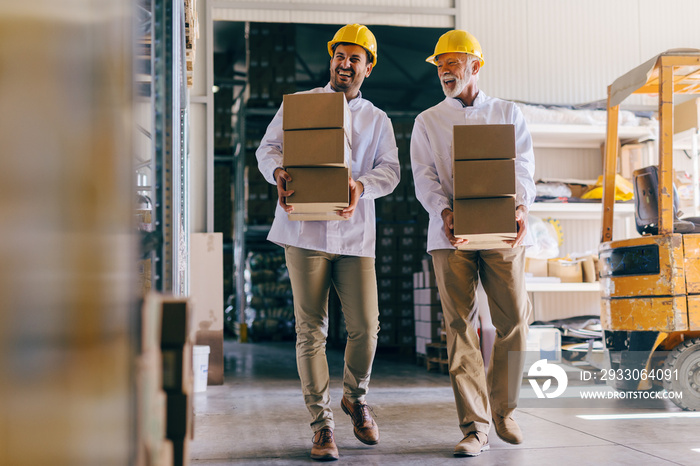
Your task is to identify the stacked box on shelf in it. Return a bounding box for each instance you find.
[376,223,398,347]
[377,275,397,346]
[395,223,425,351]
[245,165,276,226]
[246,251,294,341]
[214,163,233,241]
[282,92,352,221]
[413,258,443,363]
[184,0,198,87]
[248,23,296,108]
[160,297,195,466]
[136,293,171,466]
[375,221,427,351]
[377,119,424,223]
[452,125,517,250]
[214,85,234,151]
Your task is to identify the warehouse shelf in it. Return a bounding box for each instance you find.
[524,121,653,321]
[526,282,600,292]
[134,0,189,295]
[529,123,655,148]
[530,201,635,219]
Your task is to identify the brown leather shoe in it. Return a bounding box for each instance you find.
[310,428,339,461]
[492,414,523,444]
[454,431,489,457]
[341,396,379,445]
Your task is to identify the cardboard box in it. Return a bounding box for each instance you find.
[161,299,191,347]
[413,287,440,305]
[415,304,442,322]
[619,143,648,181]
[382,306,398,318]
[548,258,583,283]
[457,239,512,250]
[566,182,592,198]
[525,257,549,277]
[674,97,700,135]
[190,233,224,386]
[453,159,516,198]
[141,293,163,353]
[453,197,517,243]
[283,128,351,168]
[453,124,515,160]
[287,211,348,221]
[413,272,424,289]
[282,92,352,139]
[416,320,442,340]
[286,166,350,213]
[580,255,598,282]
[162,342,193,394]
[416,336,429,355]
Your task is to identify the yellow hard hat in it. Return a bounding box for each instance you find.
[327,24,377,67]
[426,30,484,66]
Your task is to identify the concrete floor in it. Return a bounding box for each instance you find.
[190,340,700,465]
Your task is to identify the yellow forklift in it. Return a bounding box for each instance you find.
[599,50,700,410]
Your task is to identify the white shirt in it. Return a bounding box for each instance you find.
[410,91,536,252]
[256,84,400,257]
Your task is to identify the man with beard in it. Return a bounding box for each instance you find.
[256,24,400,461]
[410,29,535,457]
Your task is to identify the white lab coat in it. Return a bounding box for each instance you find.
[410,91,536,252]
[256,84,400,258]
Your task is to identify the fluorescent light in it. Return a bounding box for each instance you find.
[577,412,700,420]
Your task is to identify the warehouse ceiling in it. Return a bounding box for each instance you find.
[214,21,450,116]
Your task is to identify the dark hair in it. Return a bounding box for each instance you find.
[332,42,372,65]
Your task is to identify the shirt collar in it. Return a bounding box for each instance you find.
[445,90,488,109]
[324,82,363,107]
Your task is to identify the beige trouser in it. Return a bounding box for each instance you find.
[284,246,380,432]
[431,247,531,437]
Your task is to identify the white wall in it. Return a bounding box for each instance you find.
[460,0,700,105]
[190,0,212,233]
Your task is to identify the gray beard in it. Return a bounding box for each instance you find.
[441,76,467,98]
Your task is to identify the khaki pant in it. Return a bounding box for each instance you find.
[431,247,531,437]
[284,246,380,432]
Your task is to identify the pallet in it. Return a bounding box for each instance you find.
[425,342,449,374]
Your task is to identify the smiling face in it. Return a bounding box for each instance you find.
[436,52,478,100]
[329,43,373,100]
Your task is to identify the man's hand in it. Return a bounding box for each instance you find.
[442,208,467,247]
[274,167,294,213]
[505,205,528,247]
[340,177,364,219]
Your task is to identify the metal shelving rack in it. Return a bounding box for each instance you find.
[136,0,189,295]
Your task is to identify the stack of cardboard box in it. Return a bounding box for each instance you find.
[136,294,172,466]
[248,23,297,107]
[184,0,198,88]
[452,125,518,249]
[413,259,443,359]
[526,255,599,283]
[160,298,195,466]
[282,92,352,220]
[214,85,234,152]
[375,223,426,351]
[376,119,426,222]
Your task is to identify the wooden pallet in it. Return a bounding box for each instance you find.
[425,342,448,374]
